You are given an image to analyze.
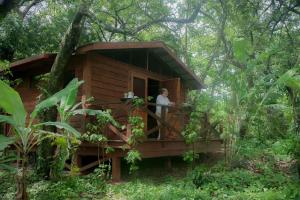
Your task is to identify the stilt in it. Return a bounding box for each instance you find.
[112,156,121,182]
[165,157,172,170]
[75,154,82,168]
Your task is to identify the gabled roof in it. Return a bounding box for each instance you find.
[10,41,203,89]
[76,42,203,89]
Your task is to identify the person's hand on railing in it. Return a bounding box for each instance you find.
[169,102,175,106]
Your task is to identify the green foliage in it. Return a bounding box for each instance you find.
[29,175,106,200]
[124,115,145,173]
[0,78,93,197]
[181,92,203,144]
[128,116,145,146]
[0,169,107,200]
[0,79,26,127]
[132,97,145,107]
[0,152,17,172]
[0,135,15,151]
[82,110,114,143]
[232,39,252,63]
[125,149,142,173]
[183,150,199,163]
[1,0,300,198]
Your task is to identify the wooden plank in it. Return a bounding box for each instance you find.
[92,54,169,80]
[161,78,180,104]
[92,64,128,78]
[80,158,108,172]
[91,67,128,79]
[82,55,92,96]
[91,76,127,89]
[108,124,128,142]
[92,90,124,100]
[143,107,181,135]
[145,126,161,136]
[91,83,127,93]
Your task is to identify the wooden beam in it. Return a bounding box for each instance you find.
[80,158,109,172]
[108,124,129,142]
[145,125,161,136]
[142,107,181,135]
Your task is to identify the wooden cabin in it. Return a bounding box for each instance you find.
[6,41,222,181]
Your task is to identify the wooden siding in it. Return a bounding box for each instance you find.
[89,54,129,102]
[15,78,40,114]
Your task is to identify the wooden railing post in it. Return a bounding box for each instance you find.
[126,124,131,138]
[161,106,166,140]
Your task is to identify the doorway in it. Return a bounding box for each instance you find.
[147,78,160,138]
[132,76,146,98]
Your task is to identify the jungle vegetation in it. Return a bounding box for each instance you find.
[0,0,300,199]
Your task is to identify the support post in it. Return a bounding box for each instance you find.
[165,157,172,170]
[75,153,82,168]
[161,106,166,140]
[112,156,121,182]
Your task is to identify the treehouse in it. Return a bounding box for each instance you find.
[6,41,222,181]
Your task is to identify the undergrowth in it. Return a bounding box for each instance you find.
[1,138,299,200]
[0,167,107,200]
[106,138,300,200]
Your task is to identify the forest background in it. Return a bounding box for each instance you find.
[0,0,300,199]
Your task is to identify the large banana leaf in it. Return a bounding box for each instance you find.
[0,135,15,151]
[34,121,81,138]
[0,115,17,127]
[0,80,26,127]
[0,154,18,172]
[30,78,83,123]
[60,80,84,112]
[71,109,107,116]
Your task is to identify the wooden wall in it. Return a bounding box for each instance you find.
[10,52,190,137]
[12,56,85,131]
[15,78,40,115]
[89,54,130,103]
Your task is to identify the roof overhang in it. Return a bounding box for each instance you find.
[9,42,203,89]
[76,42,203,89]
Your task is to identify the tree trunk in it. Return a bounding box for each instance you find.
[36,1,90,179]
[16,153,28,200]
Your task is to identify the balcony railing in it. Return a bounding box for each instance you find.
[82,99,190,144]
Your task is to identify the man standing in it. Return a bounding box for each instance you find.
[156,88,174,140]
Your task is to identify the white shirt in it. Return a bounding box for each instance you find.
[156,94,170,115]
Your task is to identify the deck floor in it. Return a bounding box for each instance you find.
[78,139,223,158]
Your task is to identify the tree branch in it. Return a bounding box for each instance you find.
[19,0,42,19]
[86,2,201,36]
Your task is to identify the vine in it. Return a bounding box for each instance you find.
[124,97,145,173]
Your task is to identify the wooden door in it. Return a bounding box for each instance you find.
[161,78,181,104]
[161,78,182,139]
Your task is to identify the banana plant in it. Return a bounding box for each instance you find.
[0,78,82,200]
[50,79,116,178]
